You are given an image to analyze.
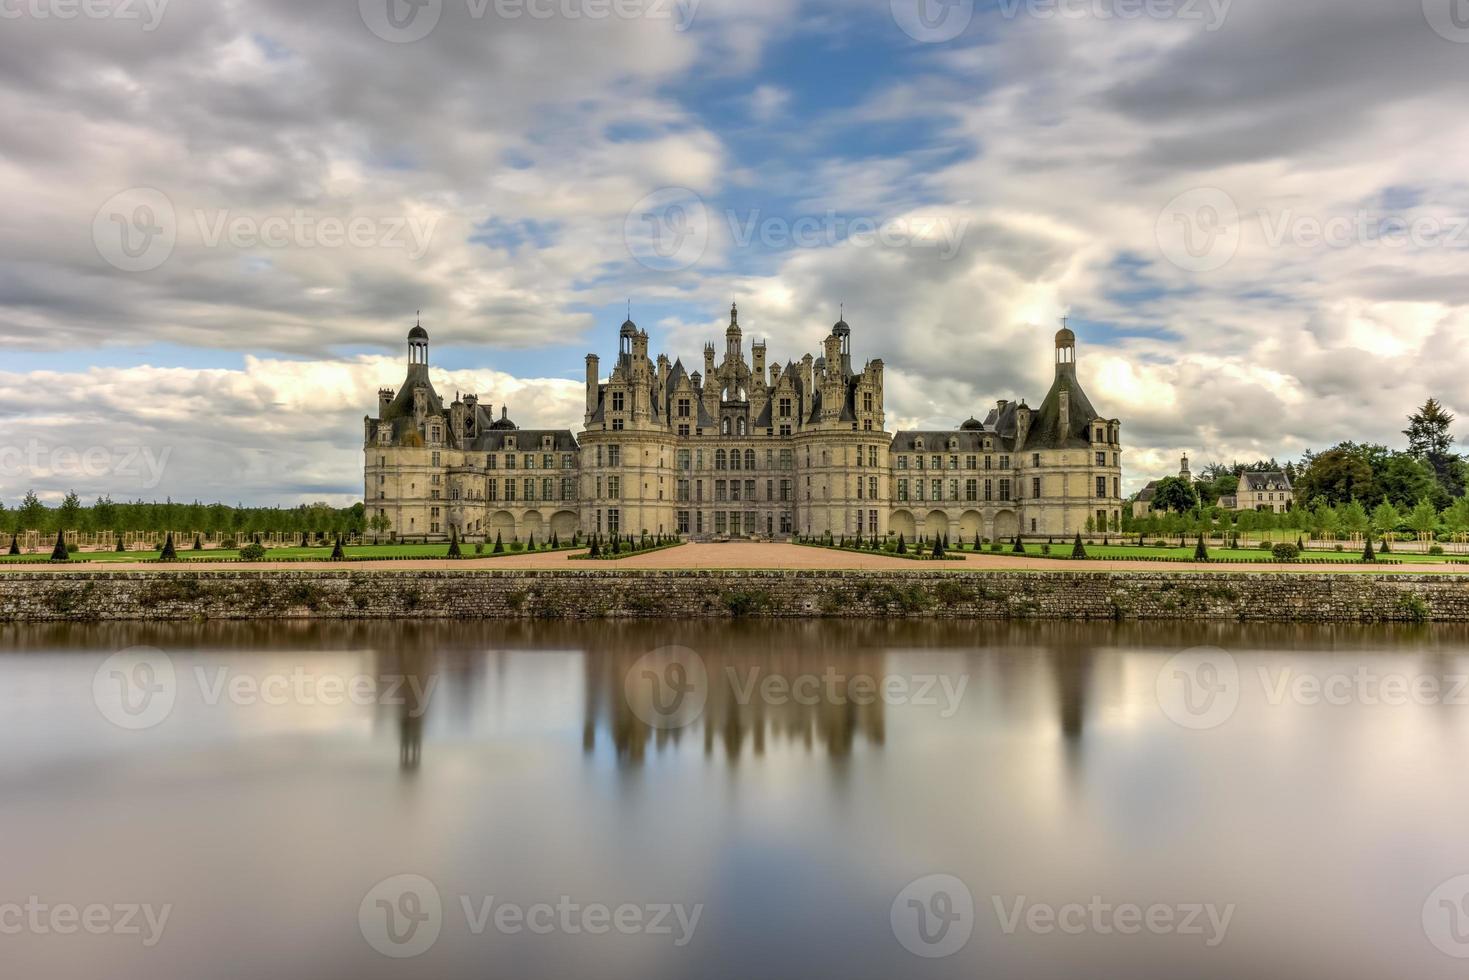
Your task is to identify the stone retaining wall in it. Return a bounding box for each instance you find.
[1,569,1466,623]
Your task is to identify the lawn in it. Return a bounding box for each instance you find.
[0,542,585,564]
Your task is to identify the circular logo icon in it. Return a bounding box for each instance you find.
[623,646,708,730]
[1156,646,1240,730]
[93,187,176,273]
[623,187,709,272]
[891,0,974,42]
[1155,186,1241,273]
[359,0,442,43]
[1424,0,1469,43]
[92,647,177,730]
[1425,874,1469,957]
[891,874,974,958]
[359,874,443,958]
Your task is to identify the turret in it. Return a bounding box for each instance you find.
[725,301,742,360]
[1055,322,1076,378]
[1014,403,1032,449]
[378,388,394,417]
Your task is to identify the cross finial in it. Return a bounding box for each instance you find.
[1060,314,1069,330]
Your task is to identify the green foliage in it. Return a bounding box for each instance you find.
[1151,476,1198,514]
[447,527,462,559]
[331,536,346,561]
[158,532,177,561]
[239,543,267,561]
[50,530,70,561]
[1361,537,1375,562]
[493,531,504,554]
[1272,542,1299,562]
[1194,536,1209,561]
[1072,532,1088,560]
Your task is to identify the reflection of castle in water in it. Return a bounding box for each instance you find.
[583,626,889,764]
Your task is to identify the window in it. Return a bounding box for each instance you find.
[523,478,534,501]
[562,477,575,500]
[715,449,727,470]
[949,480,959,500]
[984,479,993,502]
[1096,452,1106,467]
[999,455,1010,469]
[607,509,620,535]
[897,479,909,502]
[677,511,690,533]
[678,398,691,418]
[677,449,691,471]
[931,479,942,501]
[608,476,620,499]
[745,449,756,469]
[1032,477,1041,499]
[677,479,690,502]
[863,392,874,412]
[1096,477,1107,499]
[612,392,625,412]
[965,479,977,501]
[715,480,727,502]
[984,456,992,470]
[612,419,624,430]
[1032,453,1040,468]
[431,451,441,467]
[780,479,792,502]
[897,456,908,470]
[524,455,535,469]
[999,479,1011,502]
[932,455,942,471]
[779,397,792,417]
[543,478,554,500]
[607,445,621,467]
[487,454,497,469]
[730,451,741,471]
[869,477,878,500]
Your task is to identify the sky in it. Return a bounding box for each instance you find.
[2,0,1467,507]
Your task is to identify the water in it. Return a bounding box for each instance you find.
[4,620,1469,979]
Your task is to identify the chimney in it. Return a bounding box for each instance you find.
[378,388,394,417]
[1015,405,1032,449]
[585,354,600,416]
[1058,390,1070,434]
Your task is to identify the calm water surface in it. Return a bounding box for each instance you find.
[4,620,1469,979]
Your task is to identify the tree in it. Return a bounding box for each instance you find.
[896,534,907,555]
[1151,477,1198,514]
[159,532,177,561]
[1072,532,1088,560]
[1370,501,1401,539]
[57,491,81,531]
[1295,445,1380,507]
[1340,500,1369,539]
[447,527,462,558]
[17,490,45,533]
[1404,399,1464,499]
[50,529,69,561]
[932,536,945,559]
[1408,498,1441,542]
[493,531,504,555]
[1361,537,1375,562]
[1194,536,1209,561]
[331,536,345,561]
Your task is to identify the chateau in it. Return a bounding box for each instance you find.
[364,306,1125,542]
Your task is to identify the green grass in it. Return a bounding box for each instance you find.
[0,542,586,565]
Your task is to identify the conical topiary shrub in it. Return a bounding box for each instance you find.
[527,533,536,550]
[11,535,24,556]
[932,536,945,559]
[50,530,70,562]
[1072,532,1088,560]
[1012,536,1025,555]
[193,534,204,551]
[447,527,462,559]
[331,536,345,561]
[159,532,177,561]
[552,532,560,549]
[1194,536,1209,561]
[896,533,907,555]
[493,531,504,555]
[1361,537,1375,562]
[114,534,125,553]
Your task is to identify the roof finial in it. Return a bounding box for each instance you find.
[627,299,631,320]
[416,310,421,328]
[1060,314,1068,330]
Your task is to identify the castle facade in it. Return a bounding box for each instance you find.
[364,306,1125,543]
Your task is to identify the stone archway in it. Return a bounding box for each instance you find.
[550,510,579,539]
[959,510,983,540]
[490,511,516,540]
[521,509,546,541]
[925,510,950,541]
[994,509,1019,540]
[890,509,916,540]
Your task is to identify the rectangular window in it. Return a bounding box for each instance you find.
[1096,452,1106,467]
[984,479,993,502]
[999,479,1011,502]
[1032,477,1041,499]
[607,509,620,535]
[931,479,942,501]
[607,445,621,467]
[898,479,909,502]
[612,392,624,412]
[677,449,691,471]
[869,477,878,500]
[965,479,977,502]
[999,455,1010,470]
[715,480,727,502]
[1096,476,1107,499]
[677,480,690,502]
[897,456,908,470]
[1032,453,1040,468]
[677,511,690,533]
[523,478,535,501]
[608,476,620,499]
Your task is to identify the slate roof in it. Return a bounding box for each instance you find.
[1240,471,1292,492]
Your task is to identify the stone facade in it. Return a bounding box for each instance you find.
[1,569,1464,623]
[365,308,1125,542]
[1229,471,1294,513]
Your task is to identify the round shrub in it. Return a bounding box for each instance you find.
[1272,542,1299,562]
[240,543,267,561]
[1429,544,1445,556]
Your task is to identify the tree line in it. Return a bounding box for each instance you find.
[0,493,366,538]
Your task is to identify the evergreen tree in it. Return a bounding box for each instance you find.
[589,537,601,557]
[159,532,177,561]
[974,531,982,551]
[527,533,536,550]
[896,533,907,555]
[493,531,504,555]
[1361,537,1375,562]
[1194,535,1209,561]
[552,532,560,548]
[1072,532,1088,560]
[1012,535,1025,554]
[447,527,462,558]
[11,535,24,556]
[193,534,203,551]
[50,529,70,561]
[114,534,125,553]
[932,536,945,559]
[331,536,346,561]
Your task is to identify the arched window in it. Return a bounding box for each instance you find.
[745,449,756,469]
[730,451,741,471]
[737,418,746,435]
[715,449,727,470]
[722,418,731,435]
